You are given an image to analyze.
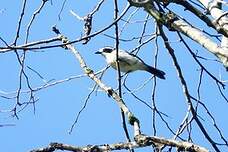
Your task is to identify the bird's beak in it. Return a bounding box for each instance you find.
[95,51,102,54]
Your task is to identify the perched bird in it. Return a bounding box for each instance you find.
[95,47,166,79]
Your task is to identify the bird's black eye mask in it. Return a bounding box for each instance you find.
[103,47,114,53]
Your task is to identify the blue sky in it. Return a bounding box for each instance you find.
[0,0,228,151]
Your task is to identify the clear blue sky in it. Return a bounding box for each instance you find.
[0,0,227,151]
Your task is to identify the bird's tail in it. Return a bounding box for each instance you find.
[145,65,166,79]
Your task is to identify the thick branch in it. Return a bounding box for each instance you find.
[128,0,228,68]
[30,135,208,152]
[171,19,228,67]
[172,0,228,37]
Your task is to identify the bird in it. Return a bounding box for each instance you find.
[95,47,166,79]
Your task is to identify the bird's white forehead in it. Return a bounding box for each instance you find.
[103,46,114,49]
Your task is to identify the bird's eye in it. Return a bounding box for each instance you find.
[103,48,113,53]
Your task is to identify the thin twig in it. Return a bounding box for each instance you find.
[0,4,131,52]
[159,25,220,152]
[25,0,49,43]
[113,1,133,151]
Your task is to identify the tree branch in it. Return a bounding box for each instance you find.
[30,135,208,152]
[128,0,228,68]
[52,27,141,136]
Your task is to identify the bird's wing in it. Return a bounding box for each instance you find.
[128,52,146,64]
[117,51,142,65]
